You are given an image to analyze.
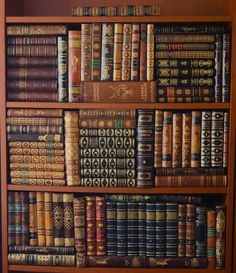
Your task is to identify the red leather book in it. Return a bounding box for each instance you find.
[86,196,96,256]
[96,196,106,255]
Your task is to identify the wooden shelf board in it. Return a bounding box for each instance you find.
[8,265,226,273]
[6,102,230,110]
[6,15,232,23]
[7,185,227,194]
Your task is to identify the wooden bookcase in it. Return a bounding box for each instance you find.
[1,0,236,273]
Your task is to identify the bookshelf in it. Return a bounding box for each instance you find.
[1,0,236,273]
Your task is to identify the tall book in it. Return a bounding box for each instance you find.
[96,196,106,256]
[130,23,140,81]
[191,111,201,168]
[138,202,146,255]
[86,196,96,256]
[182,113,191,168]
[147,24,155,81]
[196,206,207,257]
[63,194,75,247]
[113,24,123,81]
[127,202,138,255]
[91,23,101,81]
[15,192,22,245]
[106,201,117,256]
[8,192,15,246]
[162,111,172,168]
[36,192,45,246]
[178,204,186,257]
[58,36,68,102]
[29,192,38,246]
[117,202,127,256]
[44,192,53,246]
[81,24,92,81]
[223,112,229,167]
[216,205,226,269]
[207,210,216,269]
[201,112,212,167]
[155,202,166,257]
[186,204,196,257]
[121,24,132,81]
[222,34,230,102]
[214,34,223,102]
[154,110,163,168]
[172,113,182,168]
[140,24,147,81]
[21,192,29,245]
[166,203,178,257]
[146,203,156,256]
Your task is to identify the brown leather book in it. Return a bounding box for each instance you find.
[10,155,64,165]
[95,196,106,255]
[223,112,229,167]
[186,204,196,257]
[147,24,155,81]
[7,109,63,117]
[8,90,58,102]
[7,56,57,67]
[216,205,226,269]
[7,25,67,35]
[182,113,192,167]
[9,148,64,156]
[207,210,216,269]
[10,163,64,172]
[91,23,101,81]
[178,204,186,257]
[154,110,163,168]
[86,196,96,256]
[79,118,136,129]
[162,111,172,168]
[131,23,140,81]
[36,192,46,246]
[79,109,136,118]
[140,24,147,81]
[7,36,57,45]
[29,192,38,246]
[121,24,132,81]
[172,113,182,168]
[81,81,157,103]
[44,192,53,246]
[7,45,57,56]
[9,141,64,149]
[8,79,57,92]
[63,194,75,247]
[113,24,123,81]
[191,111,201,168]
[7,67,57,80]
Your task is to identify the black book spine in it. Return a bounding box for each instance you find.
[214,34,223,102]
[222,34,230,102]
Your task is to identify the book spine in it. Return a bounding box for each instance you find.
[146,203,156,256]
[136,110,155,187]
[96,196,106,255]
[156,59,215,68]
[7,44,57,56]
[158,77,214,87]
[121,24,132,81]
[8,192,16,246]
[191,111,201,168]
[138,202,146,255]
[86,196,96,256]
[36,192,45,246]
[222,34,230,102]
[7,36,57,45]
[216,205,226,269]
[68,30,81,102]
[7,125,63,134]
[147,24,155,81]
[52,193,65,246]
[7,109,63,118]
[178,204,186,257]
[154,110,163,168]
[113,24,123,81]
[29,192,38,246]
[101,23,114,81]
[156,167,226,176]
[162,112,172,168]
[130,23,140,81]
[8,91,58,102]
[106,202,117,256]
[196,206,207,257]
[8,133,63,143]
[156,24,224,33]
[9,141,64,149]
[81,24,92,81]
[223,112,229,167]
[8,245,75,255]
[8,79,57,93]
[182,113,192,167]
[7,25,67,35]
[10,155,64,165]
[79,109,136,118]
[155,202,166,257]
[172,113,182,168]
[127,202,138,255]
[91,23,101,81]
[211,111,224,167]
[7,56,57,67]
[79,118,136,129]
[63,194,75,247]
[21,192,29,245]
[186,204,196,257]
[44,192,53,246]
[117,202,127,256]
[157,67,215,78]
[7,67,57,80]
[156,50,215,58]
[201,112,212,167]
[140,24,147,81]
[15,192,22,245]
[7,117,63,126]
[159,195,202,204]
[166,203,178,257]
[58,36,68,102]
[207,210,216,269]
[215,34,223,102]
[156,43,215,51]
[65,111,80,186]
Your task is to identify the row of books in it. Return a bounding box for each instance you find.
[7,109,228,187]
[6,23,230,103]
[8,192,226,269]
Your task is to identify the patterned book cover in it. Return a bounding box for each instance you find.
[178,204,186,257]
[140,24,147,81]
[156,24,224,33]
[79,118,136,129]
[44,192,53,246]
[7,116,63,126]
[207,209,216,269]
[186,204,196,257]
[68,30,81,102]
[196,206,207,257]
[182,113,192,167]
[101,23,114,81]
[147,24,155,81]
[216,205,226,269]
[7,109,63,118]
[117,202,127,256]
[7,124,63,134]
[79,109,136,118]
[7,36,57,45]
[223,112,229,167]
[8,192,16,246]
[155,202,166,257]
[52,193,65,246]
[136,110,155,187]
[91,23,101,81]
[7,66,57,79]
[96,196,106,255]
[157,87,214,98]
[121,24,132,81]
[156,50,215,59]
[57,36,68,102]
[29,192,38,246]
[36,192,46,246]
[21,192,29,245]
[86,196,96,256]
[166,203,178,257]
[81,24,92,81]
[7,25,67,35]
[130,23,140,81]
[159,195,202,204]
[156,167,226,176]
[191,111,201,168]
[138,202,146,255]
[73,197,86,267]
[154,110,163,168]
[7,56,57,67]
[146,203,156,257]
[211,111,224,167]
[172,113,182,168]
[201,112,212,167]
[9,245,75,255]
[162,111,172,168]
[106,201,117,256]
[127,202,138,255]
[215,34,223,102]
[158,77,214,87]
[222,34,230,102]
[63,194,75,247]
[64,111,80,186]
[156,59,215,68]
[113,24,123,81]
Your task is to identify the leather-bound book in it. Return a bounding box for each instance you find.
[7,56,57,67]
[166,203,178,257]
[223,112,229,167]
[8,133,63,143]
[7,36,57,45]
[7,116,63,126]
[7,67,57,80]
[101,23,114,81]
[207,210,216,269]
[68,30,81,102]
[172,113,182,168]
[64,111,80,186]
[140,24,147,81]
[155,167,225,176]
[73,197,86,267]
[8,192,16,246]
[113,23,123,81]
[81,24,92,81]
[58,36,68,102]
[186,204,196,257]
[156,24,224,33]
[15,192,22,245]
[156,59,215,68]
[146,203,156,256]
[222,34,230,102]
[138,202,146,255]
[44,192,53,246]
[29,192,38,246]
[215,205,226,269]
[96,196,106,255]
[159,195,202,204]
[79,109,136,118]
[178,204,186,257]
[127,202,138,255]
[201,112,212,167]
[81,81,157,103]
[63,194,75,247]
[52,193,65,246]
[147,24,155,81]
[136,110,155,187]
[91,23,101,81]
[191,111,201,168]
[158,77,214,87]
[7,125,63,134]
[157,68,215,78]
[154,110,163,168]
[121,24,132,81]
[36,192,45,246]
[86,196,96,256]
[196,206,207,257]
[182,113,191,167]
[215,34,223,102]
[7,25,67,35]
[106,201,117,256]
[162,111,172,168]
[7,109,63,118]
[79,118,136,129]
[117,202,127,256]
[8,90,58,102]
[211,111,224,167]
[21,192,29,245]
[130,23,140,81]
[8,245,75,255]
[155,202,166,257]
[8,79,57,93]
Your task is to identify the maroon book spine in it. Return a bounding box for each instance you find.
[86,196,96,256]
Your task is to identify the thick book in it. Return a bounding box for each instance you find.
[7,109,63,117]
[113,24,123,81]
[7,56,57,67]
[216,205,226,269]
[121,24,132,81]
[7,44,57,56]
[140,24,147,81]
[166,203,178,257]
[7,25,67,35]
[172,113,182,168]
[7,36,57,45]
[147,24,155,81]
[44,192,53,247]
[207,210,216,269]
[91,23,101,81]
[186,204,196,257]
[96,196,106,255]
[63,194,75,247]
[178,204,186,257]
[130,23,140,81]
[58,36,68,102]
[80,81,157,102]
[156,34,215,43]
[7,67,57,80]
[138,202,146,255]
[81,24,92,81]
[36,192,46,246]
[86,196,96,256]
[191,111,201,168]
[162,111,172,168]
[79,109,136,118]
